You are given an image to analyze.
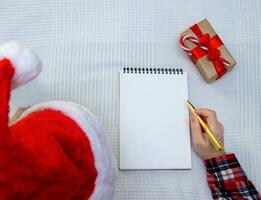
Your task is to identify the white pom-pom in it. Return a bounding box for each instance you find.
[0,41,42,89]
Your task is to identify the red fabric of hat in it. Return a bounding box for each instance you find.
[0,42,116,200]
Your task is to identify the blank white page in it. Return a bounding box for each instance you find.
[120,69,191,170]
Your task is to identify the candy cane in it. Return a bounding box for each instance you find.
[179,35,230,67]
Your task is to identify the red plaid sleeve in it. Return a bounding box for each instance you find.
[204,153,261,200]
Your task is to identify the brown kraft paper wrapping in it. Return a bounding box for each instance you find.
[180,19,236,83]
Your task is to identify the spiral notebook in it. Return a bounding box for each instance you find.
[120,68,191,170]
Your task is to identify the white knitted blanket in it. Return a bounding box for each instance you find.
[1,0,260,199]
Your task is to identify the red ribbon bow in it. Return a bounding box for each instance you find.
[189,24,229,79]
[208,46,221,60]
[198,33,223,63]
[199,33,211,47]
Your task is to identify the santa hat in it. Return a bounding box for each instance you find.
[0,41,116,200]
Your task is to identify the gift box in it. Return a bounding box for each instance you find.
[180,19,236,83]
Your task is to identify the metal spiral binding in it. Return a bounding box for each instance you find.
[122,68,183,74]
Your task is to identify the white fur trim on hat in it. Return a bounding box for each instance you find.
[0,41,42,89]
[18,101,117,200]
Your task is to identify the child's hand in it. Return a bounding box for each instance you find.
[190,108,225,160]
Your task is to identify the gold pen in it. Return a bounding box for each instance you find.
[186,100,223,151]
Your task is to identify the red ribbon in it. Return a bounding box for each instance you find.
[189,24,227,79]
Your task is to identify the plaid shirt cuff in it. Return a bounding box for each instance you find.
[204,153,261,199]
[204,153,246,183]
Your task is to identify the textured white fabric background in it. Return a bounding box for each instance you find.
[1,0,260,199]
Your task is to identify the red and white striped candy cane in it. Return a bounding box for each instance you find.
[179,35,230,67]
